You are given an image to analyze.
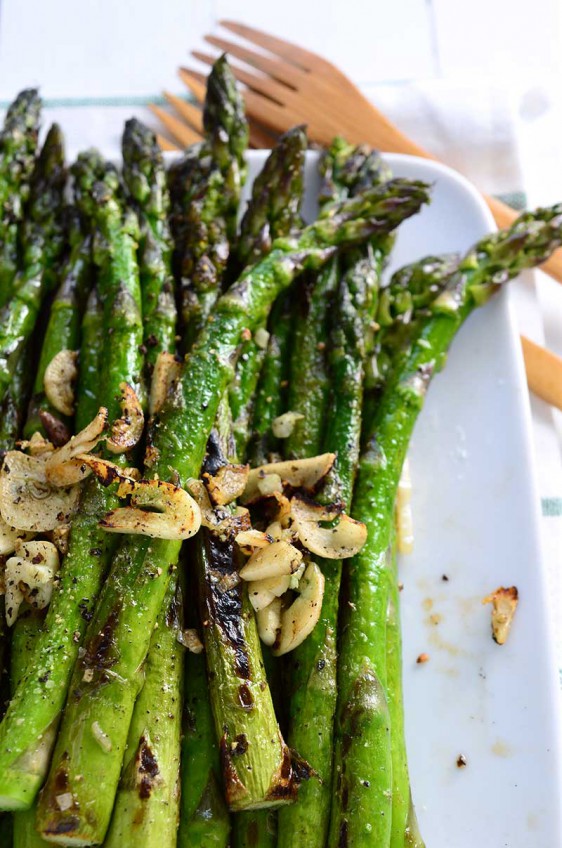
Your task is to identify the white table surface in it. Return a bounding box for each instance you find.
[0,0,561,803]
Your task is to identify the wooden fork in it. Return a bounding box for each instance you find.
[150,22,562,410]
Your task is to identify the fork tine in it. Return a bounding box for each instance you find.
[242,89,294,135]
[248,121,276,149]
[202,35,302,87]
[219,20,321,70]
[157,133,181,152]
[178,67,207,103]
[149,104,203,147]
[164,91,203,133]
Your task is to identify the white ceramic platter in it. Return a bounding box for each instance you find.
[242,151,561,846]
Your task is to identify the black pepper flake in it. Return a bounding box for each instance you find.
[456,754,467,768]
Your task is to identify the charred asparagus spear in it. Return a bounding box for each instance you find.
[24,208,93,441]
[328,204,562,847]
[169,145,229,351]
[203,53,249,243]
[0,123,66,407]
[0,152,144,812]
[123,118,176,372]
[103,576,184,848]
[74,284,104,432]
[0,89,42,307]
[34,179,430,844]
[277,144,395,848]
[231,126,307,457]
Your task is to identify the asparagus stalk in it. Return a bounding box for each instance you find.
[74,284,104,432]
[203,54,249,243]
[0,342,34,457]
[328,204,562,847]
[0,152,144,812]
[178,559,231,848]
[35,179,430,844]
[230,126,307,458]
[24,209,93,441]
[0,89,42,307]
[277,145,398,848]
[122,118,177,371]
[0,123,66,407]
[103,576,184,847]
[169,145,229,351]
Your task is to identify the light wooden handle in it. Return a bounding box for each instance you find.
[521,335,562,410]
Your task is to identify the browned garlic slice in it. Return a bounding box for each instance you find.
[44,408,108,487]
[106,383,145,454]
[178,628,204,654]
[272,563,324,656]
[0,514,35,556]
[44,350,79,417]
[242,453,335,504]
[395,458,413,554]
[235,529,272,555]
[17,432,55,456]
[75,454,131,487]
[256,598,282,646]
[203,463,249,506]
[100,478,201,540]
[0,451,80,532]
[482,586,519,645]
[239,540,302,582]
[4,540,60,626]
[290,495,367,560]
[271,411,304,439]
[149,352,182,417]
[247,573,292,612]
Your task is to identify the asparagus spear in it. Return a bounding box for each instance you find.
[0,342,34,457]
[103,576,184,848]
[74,284,104,432]
[231,126,307,458]
[178,559,231,848]
[277,143,399,848]
[328,204,562,847]
[35,179,429,843]
[0,89,42,308]
[24,209,93,441]
[122,118,177,371]
[0,123,66,407]
[203,54,249,243]
[0,152,144,812]
[169,145,229,351]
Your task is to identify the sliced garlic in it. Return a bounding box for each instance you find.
[106,383,145,455]
[254,327,270,350]
[235,529,272,555]
[4,540,60,626]
[44,350,79,417]
[44,408,108,487]
[100,478,201,540]
[0,514,34,556]
[187,479,246,536]
[17,432,55,457]
[242,453,335,504]
[482,586,518,645]
[203,463,249,506]
[395,458,413,554]
[290,495,367,560]
[149,352,182,417]
[272,563,325,656]
[0,451,79,532]
[178,628,204,654]
[257,598,282,647]
[271,411,305,439]
[257,473,283,498]
[75,454,132,488]
[247,573,292,612]
[239,540,302,582]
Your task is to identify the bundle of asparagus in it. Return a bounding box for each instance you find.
[0,58,560,848]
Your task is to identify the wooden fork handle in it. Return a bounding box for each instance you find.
[521,336,562,410]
